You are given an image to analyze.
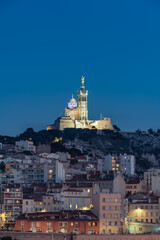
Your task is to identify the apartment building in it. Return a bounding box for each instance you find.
[128,193,160,224]
[15,211,99,234]
[63,188,91,210]
[4,187,23,230]
[92,192,125,234]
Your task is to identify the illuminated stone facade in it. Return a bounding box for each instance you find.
[47,77,114,131]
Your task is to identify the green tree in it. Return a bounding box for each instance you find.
[0,161,5,171]
[148,128,154,134]
[113,125,121,131]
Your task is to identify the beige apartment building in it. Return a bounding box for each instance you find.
[92,192,125,234]
[63,188,91,210]
[129,193,160,225]
[143,169,160,192]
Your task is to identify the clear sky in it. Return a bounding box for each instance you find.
[0,0,160,136]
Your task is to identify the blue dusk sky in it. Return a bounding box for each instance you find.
[0,0,160,136]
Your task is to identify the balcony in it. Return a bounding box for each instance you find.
[5,194,22,199]
[14,203,22,206]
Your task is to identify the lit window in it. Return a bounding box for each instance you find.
[75,222,79,227]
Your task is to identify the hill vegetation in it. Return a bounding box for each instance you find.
[1,127,160,171]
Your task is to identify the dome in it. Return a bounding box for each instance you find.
[69,94,77,103]
[69,97,76,103]
[68,94,77,109]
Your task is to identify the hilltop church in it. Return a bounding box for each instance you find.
[47,76,114,131]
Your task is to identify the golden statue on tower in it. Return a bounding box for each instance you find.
[81,76,84,86]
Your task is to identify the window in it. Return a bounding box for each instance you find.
[102,206,105,210]
[75,222,79,227]
[102,198,105,203]
[103,214,106,218]
[59,222,68,227]
[37,222,40,227]
[21,221,24,226]
[108,221,111,225]
[47,222,52,228]
[26,201,28,206]
[93,222,97,226]
[71,222,74,226]
[115,221,117,226]
[88,222,92,226]
[115,206,117,210]
[32,222,35,227]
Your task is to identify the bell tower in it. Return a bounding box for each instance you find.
[78,76,88,120]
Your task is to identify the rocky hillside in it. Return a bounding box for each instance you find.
[1,128,160,172]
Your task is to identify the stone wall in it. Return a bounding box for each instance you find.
[76,234,160,240]
[0,232,71,240]
[1,233,160,240]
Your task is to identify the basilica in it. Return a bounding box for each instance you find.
[47,76,114,131]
